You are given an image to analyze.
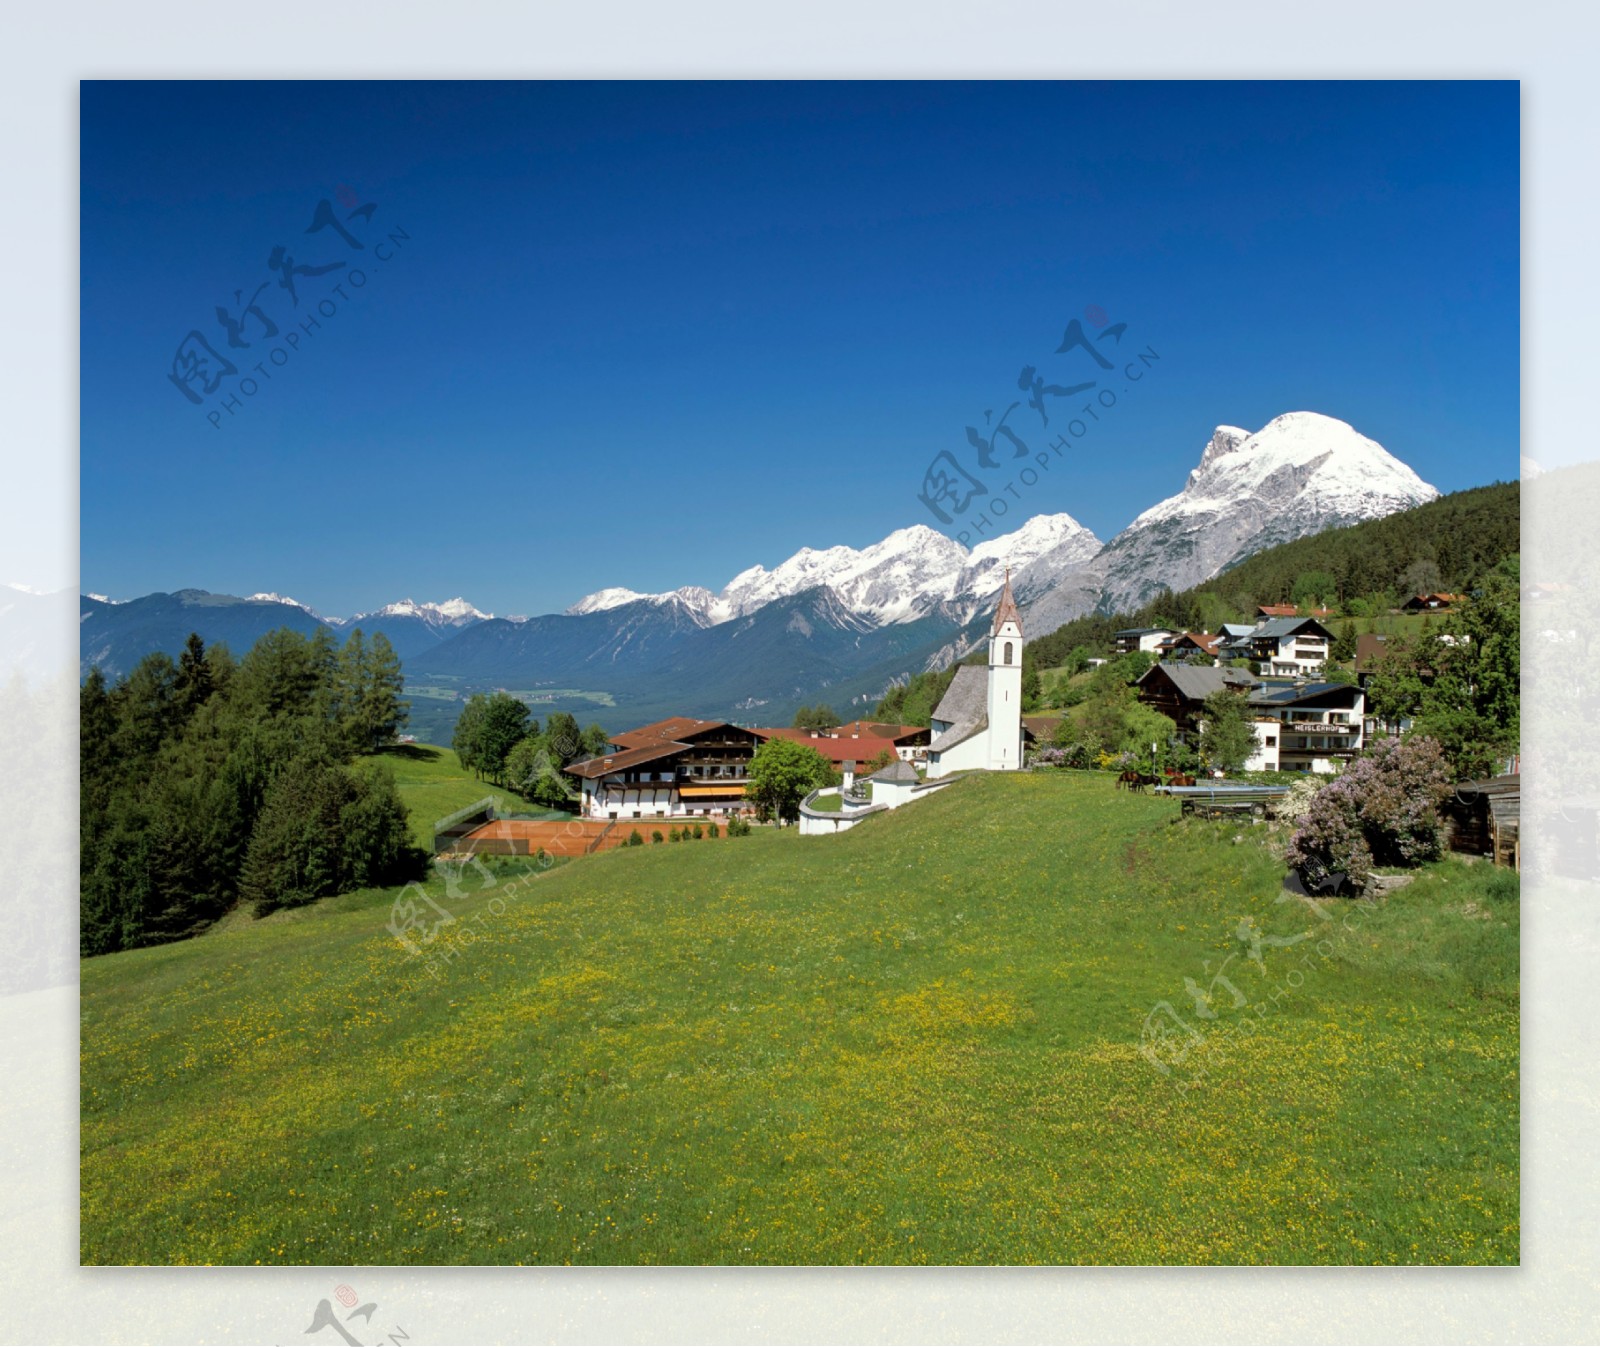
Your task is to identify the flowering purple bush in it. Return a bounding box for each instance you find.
[1286,736,1452,885]
[1029,742,1094,771]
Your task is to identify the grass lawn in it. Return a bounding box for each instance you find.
[79,771,1518,1265]
[356,743,567,850]
[809,792,842,812]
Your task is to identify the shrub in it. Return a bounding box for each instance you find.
[1286,736,1452,886]
[668,827,681,842]
[651,830,663,844]
[725,815,751,837]
[1268,775,1322,825]
[708,822,720,838]
[626,829,644,847]
[692,823,704,839]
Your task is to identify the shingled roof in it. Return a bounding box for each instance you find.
[931,663,987,728]
[991,569,1022,635]
[1138,662,1255,701]
[929,713,988,754]
[1251,616,1335,641]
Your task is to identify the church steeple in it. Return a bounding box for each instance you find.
[985,567,1024,771]
[991,567,1023,637]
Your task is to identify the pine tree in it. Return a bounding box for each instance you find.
[174,632,214,724]
[359,632,407,752]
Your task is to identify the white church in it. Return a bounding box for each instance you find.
[925,572,1024,778]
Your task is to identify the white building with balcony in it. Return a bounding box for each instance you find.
[1244,616,1334,677]
[1243,681,1366,773]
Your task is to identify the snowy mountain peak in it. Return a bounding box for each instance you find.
[1190,425,1253,483]
[1143,411,1436,532]
[364,597,491,623]
[566,587,646,616]
[249,591,318,614]
[1064,410,1442,622]
[567,513,1102,629]
[315,596,493,629]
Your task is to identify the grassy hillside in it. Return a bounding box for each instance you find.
[358,743,568,850]
[80,772,1518,1265]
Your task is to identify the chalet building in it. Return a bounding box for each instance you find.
[566,717,764,820]
[1353,632,1389,685]
[1243,681,1366,773]
[1021,713,1065,746]
[1114,627,1178,655]
[1255,603,1335,620]
[1244,616,1333,677]
[1134,662,1255,735]
[1157,631,1222,661]
[1402,592,1464,612]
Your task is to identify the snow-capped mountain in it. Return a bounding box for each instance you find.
[335,596,492,625]
[567,513,1102,628]
[76,411,1449,720]
[248,591,318,615]
[1016,411,1440,632]
[323,596,493,658]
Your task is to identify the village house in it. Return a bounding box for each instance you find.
[1255,603,1335,620]
[1353,632,1390,687]
[749,726,908,770]
[1114,626,1178,655]
[766,719,930,762]
[1134,662,1362,775]
[566,717,764,820]
[1243,681,1367,773]
[1156,631,1222,661]
[1134,662,1256,735]
[1243,616,1334,677]
[1402,592,1464,612]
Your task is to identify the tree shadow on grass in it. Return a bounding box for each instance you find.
[373,743,442,763]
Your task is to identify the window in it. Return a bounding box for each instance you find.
[1265,736,1277,747]
[1003,641,1014,665]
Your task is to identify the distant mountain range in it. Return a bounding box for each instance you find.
[72,412,1442,725]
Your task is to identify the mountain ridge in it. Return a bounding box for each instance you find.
[75,411,1449,721]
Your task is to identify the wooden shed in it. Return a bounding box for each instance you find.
[1443,774,1520,870]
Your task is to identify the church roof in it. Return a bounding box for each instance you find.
[929,712,988,754]
[868,757,920,783]
[931,664,988,728]
[991,569,1023,635]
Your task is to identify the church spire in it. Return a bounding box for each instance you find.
[991,566,1022,635]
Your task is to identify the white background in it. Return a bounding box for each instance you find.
[2,3,1589,1342]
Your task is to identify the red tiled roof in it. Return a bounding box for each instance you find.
[1161,631,1221,652]
[823,720,927,742]
[1256,604,1335,619]
[750,727,902,763]
[610,716,723,748]
[565,740,688,778]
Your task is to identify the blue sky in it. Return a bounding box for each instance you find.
[81,80,1519,618]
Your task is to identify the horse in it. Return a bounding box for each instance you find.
[1117,770,1141,792]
